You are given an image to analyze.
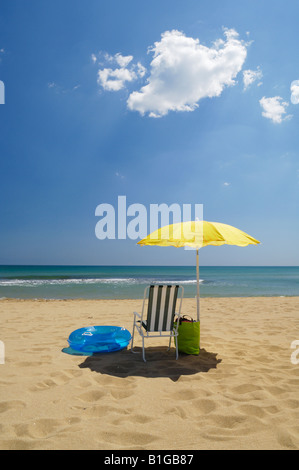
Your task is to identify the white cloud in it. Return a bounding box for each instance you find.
[136,62,146,78]
[127,28,248,117]
[290,80,299,105]
[114,53,133,68]
[223,182,231,187]
[98,67,137,91]
[259,96,292,124]
[48,82,80,94]
[97,53,146,92]
[243,67,263,90]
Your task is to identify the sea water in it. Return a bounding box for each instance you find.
[0,265,299,299]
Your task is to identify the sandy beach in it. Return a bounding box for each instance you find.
[0,297,298,450]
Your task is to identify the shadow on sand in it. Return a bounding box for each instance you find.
[78,347,222,382]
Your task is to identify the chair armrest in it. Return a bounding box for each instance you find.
[133,311,141,319]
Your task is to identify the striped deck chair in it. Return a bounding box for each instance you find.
[131,285,184,362]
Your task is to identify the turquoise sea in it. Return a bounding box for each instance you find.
[0,266,299,299]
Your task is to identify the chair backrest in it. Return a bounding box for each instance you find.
[145,285,179,332]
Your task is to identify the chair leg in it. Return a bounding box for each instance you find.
[131,321,139,354]
[142,336,146,362]
[130,321,146,361]
[130,321,135,352]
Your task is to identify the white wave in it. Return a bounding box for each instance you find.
[157,279,202,284]
[0,277,202,287]
[0,277,139,287]
[98,278,138,284]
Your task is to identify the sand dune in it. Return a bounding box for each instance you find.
[0,297,299,450]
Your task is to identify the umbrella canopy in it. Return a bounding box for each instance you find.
[138,221,260,323]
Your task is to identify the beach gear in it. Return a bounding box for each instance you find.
[68,326,132,354]
[138,220,260,348]
[131,284,184,362]
[174,316,200,355]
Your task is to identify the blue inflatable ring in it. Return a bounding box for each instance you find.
[68,325,132,354]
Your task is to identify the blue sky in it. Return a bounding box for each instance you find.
[0,0,298,266]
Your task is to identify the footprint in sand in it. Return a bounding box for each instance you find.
[170,389,198,401]
[93,375,136,388]
[111,413,154,426]
[164,406,187,419]
[282,399,299,410]
[49,370,82,385]
[98,430,157,447]
[77,390,109,402]
[78,387,134,403]
[0,438,44,450]
[0,400,26,414]
[77,404,132,418]
[16,361,45,368]
[13,417,81,439]
[276,428,297,449]
[30,379,58,392]
[231,383,262,395]
[237,404,267,419]
[200,428,234,442]
[30,369,82,391]
[192,398,218,415]
[266,385,289,396]
[210,414,248,430]
[110,389,134,400]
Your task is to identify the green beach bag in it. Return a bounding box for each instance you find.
[174,315,200,355]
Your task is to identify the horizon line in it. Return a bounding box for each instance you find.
[1,264,298,268]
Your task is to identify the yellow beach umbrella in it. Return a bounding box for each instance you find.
[138,221,260,323]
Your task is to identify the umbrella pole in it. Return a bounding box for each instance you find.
[196,249,200,322]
